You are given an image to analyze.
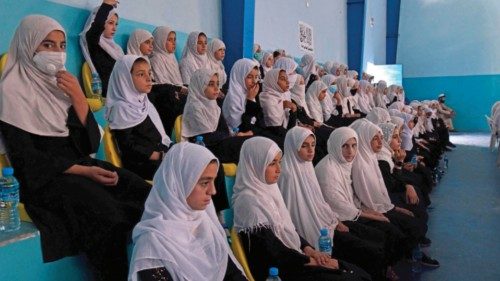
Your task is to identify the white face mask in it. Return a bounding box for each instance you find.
[33,51,66,76]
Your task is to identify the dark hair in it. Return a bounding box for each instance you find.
[198,32,207,39]
[273,50,281,58]
[130,57,149,73]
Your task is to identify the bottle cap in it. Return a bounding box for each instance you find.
[232,127,240,133]
[195,136,203,141]
[2,167,14,176]
[320,228,329,236]
[269,267,278,277]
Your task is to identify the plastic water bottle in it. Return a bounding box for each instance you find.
[0,167,20,232]
[411,246,423,273]
[91,72,103,100]
[265,267,281,281]
[443,155,449,170]
[231,127,240,136]
[318,228,332,255]
[195,136,206,147]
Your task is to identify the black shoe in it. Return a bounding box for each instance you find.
[420,253,440,268]
[419,237,432,247]
[447,142,456,148]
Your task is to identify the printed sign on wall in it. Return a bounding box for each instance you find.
[298,21,314,53]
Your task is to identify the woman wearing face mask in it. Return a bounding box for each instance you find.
[105,55,172,181]
[179,31,208,85]
[129,143,247,281]
[0,15,150,281]
[279,127,389,281]
[80,0,124,97]
[222,58,261,133]
[148,26,188,134]
[233,137,371,281]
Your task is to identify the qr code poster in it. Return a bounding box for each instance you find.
[298,21,314,53]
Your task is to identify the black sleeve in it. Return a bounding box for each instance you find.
[0,122,80,195]
[85,3,114,48]
[378,160,406,193]
[67,106,101,155]
[112,125,156,162]
[224,257,248,281]
[245,227,310,268]
[335,104,344,116]
[195,114,230,146]
[305,74,318,91]
[300,235,313,250]
[137,267,173,281]
[240,99,262,133]
[286,110,297,130]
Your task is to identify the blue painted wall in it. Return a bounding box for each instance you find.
[347,0,364,73]
[254,0,347,64]
[397,0,500,131]
[361,0,386,73]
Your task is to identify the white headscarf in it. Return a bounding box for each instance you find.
[300,54,317,85]
[150,26,183,85]
[400,113,415,151]
[222,59,259,129]
[207,38,227,86]
[377,122,397,172]
[350,119,394,213]
[357,80,373,114]
[0,15,72,137]
[290,77,308,115]
[390,115,405,130]
[321,74,338,117]
[374,80,387,108]
[316,127,362,221]
[367,107,391,125]
[129,142,243,281]
[388,101,405,111]
[127,29,153,59]
[179,31,208,84]
[274,57,298,92]
[259,52,273,76]
[232,137,302,252]
[105,55,171,146]
[80,5,124,73]
[305,80,328,123]
[337,77,356,115]
[279,127,338,245]
[182,69,222,138]
[260,69,289,128]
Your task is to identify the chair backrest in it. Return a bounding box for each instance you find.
[230,228,255,281]
[0,53,8,77]
[82,62,93,98]
[173,115,182,143]
[103,126,122,168]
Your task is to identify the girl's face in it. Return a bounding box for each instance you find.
[298,135,316,162]
[408,119,415,129]
[139,37,154,56]
[131,60,153,93]
[342,137,357,162]
[265,153,282,184]
[214,48,225,61]
[186,162,218,210]
[244,68,259,91]
[370,132,383,153]
[204,74,220,100]
[318,89,327,101]
[265,56,274,68]
[277,70,289,92]
[103,14,118,39]
[196,34,207,55]
[389,129,401,151]
[166,31,176,53]
[36,30,66,53]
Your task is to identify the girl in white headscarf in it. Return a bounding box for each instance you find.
[356,80,373,114]
[300,54,318,86]
[126,29,153,60]
[280,127,388,281]
[366,107,391,125]
[316,127,408,275]
[350,120,427,261]
[207,38,228,88]
[273,57,298,101]
[80,0,124,97]
[232,137,370,281]
[374,80,388,108]
[335,77,361,126]
[305,80,329,123]
[106,55,171,180]
[222,58,260,131]
[129,142,247,281]
[179,31,208,84]
[1,15,150,280]
[258,52,274,78]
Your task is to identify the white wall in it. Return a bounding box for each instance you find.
[49,0,222,37]
[254,0,347,63]
[361,0,386,71]
[397,0,500,78]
